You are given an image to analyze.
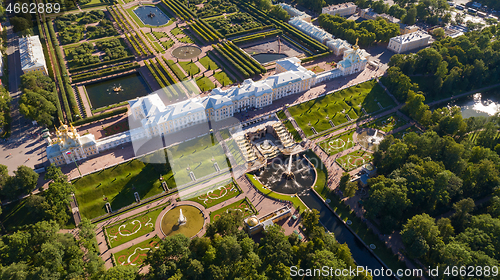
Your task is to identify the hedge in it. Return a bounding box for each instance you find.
[207,50,243,82]
[163,0,185,20]
[131,34,148,56]
[281,35,313,56]
[69,56,135,73]
[300,51,332,63]
[125,34,142,56]
[42,21,64,122]
[168,0,195,19]
[189,22,210,43]
[198,18,223,38]
[145,60,172,98]
[72,62,140,83]
[137,31,154,55]
[223,43,260,74]
[164,58,187,81]
[232,29,282,44]
[156,58,184,97]
[226,41,266,73]
[217,43,256,76]
[212,45,249,78]
[107,7,125,31]
[92,101,128,114]
[226,25,274,38]
[72,107,128,126]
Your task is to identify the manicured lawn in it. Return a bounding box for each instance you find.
[114,235,161,266]
[161,39,174,50]
[105,205,166,248]
[196,76,215,92]
[152,41,164,53]
[199,56,219,71]
[209,198,256,221]
[166,133,218,159]
[171,27,184,36]
[318,130,356,155]
[288,80,395,136]
[152,31,168,39]
[79,0,108,8]
[219,128,231,140]
[336,149,373,171]
[226,139,246,165]
[247,174,307,213]
[178,35,194,43]
[186,180,241,208]
[73,153,173,219]
[304,150,328,192]
[179,61,200,76]
[276,110,301,141]
[363,113,407,133]
[213,71,233,86]
[307,66,325,73]
[104,120,129,136]
[146,33,156,42]
[0,195,75,232]
[165,59,187,80]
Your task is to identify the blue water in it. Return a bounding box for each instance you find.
[300,191,394,280]
[252,53,288,64]
[133,6,170,26]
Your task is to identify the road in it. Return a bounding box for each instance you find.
[0,21,46,175]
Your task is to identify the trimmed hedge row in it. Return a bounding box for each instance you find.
[145,60,173,98]
[107,7,125,31]
[72,107,128,127]
[151,60,179,98]
[155,58,184,97]
[47,21,74,122]
[114,6,134,32]
[125,34,143,56]
[136,31,154,55]
[131,34,148,56]
[189,22,210,43]
[300,51,332,63]
[232,29,282,44]
[69,56,135,73]
[212,44,249,78]
[217,43,255,76]
[226,41,266,73]
[281,35,313,56]
[42,21,64,122]
[163,0,195,21]
[207,50,243,82]
[226,25,273,38]
[72,62,140,83]
[164,58,187,81]
[199,19,223,39]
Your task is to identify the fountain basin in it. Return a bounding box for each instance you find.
[133,6,170,26]
[172,46,202,60]
[355,128,384,151]
[160,205,205,238]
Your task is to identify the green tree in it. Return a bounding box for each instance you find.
[44,165,68,183]
[205,210,244,238]
[401,213,443,259]
[437,217,454,242]
[103,266,138,280]
[14,166,39,194]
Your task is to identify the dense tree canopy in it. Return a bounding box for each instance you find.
[0,85,10,134]
[19,72,58,127]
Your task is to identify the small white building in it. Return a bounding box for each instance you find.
[322,2,357,17]
[19,35,47,75]
[327,38,352,56]
[387,31,431,54]
[278,3,311,22]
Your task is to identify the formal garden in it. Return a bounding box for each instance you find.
[226,139,246,166]
[64,38,133,70]
[336,150,373,171]
[318,130,357,156]
[363,113,407,133]
[114,235,161,266]
[206,13,263,36]
[105,205,168,248]
[55,11,117,45]
[288,80,396,137]
[185,179,241,208]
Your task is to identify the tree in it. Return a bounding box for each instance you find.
[0,164,9,188]
[403,7,417,25]
[103,266,138,280]
[432,28,445,39]
[488,196,500,218]
[344,181,358,197]
[401,213,443,259]
[14,166,39,194]
[451,198,475,231]
[388,4,406,19]
[437,217,454,242]
[44,165,68,183]
[301,209,324,240]
[205,210,244,238]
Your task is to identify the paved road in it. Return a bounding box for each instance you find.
[0,21,46,175]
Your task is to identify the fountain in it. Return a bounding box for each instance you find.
[172,46,202,59]
[260,140,272,150]
[356,128,384,151]
[254,153,315,194]
[110,84,123,93]
[283,154,295,179]
[178,209,187,226]
[148,12,155,18]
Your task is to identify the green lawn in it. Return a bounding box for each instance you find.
[209,198,256,221]
[304,150,328,194]
[288,80,395,136]
[79,0,108,8]
[276,110,301,142]
[336,149,373,171]
[146,33,156,42]
[179,61,200,76]
[166,133,218,159]
[186,180,241,208]
[171,27,184,36]
[152,41,164,53]
[105,206,166,248]
[114,235,161,266]
[247,174,307,213]
[0,195,75,232]
[152,31,168,39]
[73,152,173,219]
[363,113,407,133]
[178,35,194,43]
[161,39,174,50]
[226,139,246,165]
[199,56,219,71]
[318,130,356,156]
[166,59,187,81]
[196,76,215,92]
[219,128,231,140]
[213,71,233,87]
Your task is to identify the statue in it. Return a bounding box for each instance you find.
[178,209,187,225]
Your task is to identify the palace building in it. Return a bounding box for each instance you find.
[46,124,98,166]
[19,35,47,75]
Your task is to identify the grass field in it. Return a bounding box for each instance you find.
[214,71,233,86]
[179,61,200,76]
[178,35,194,43]
[247,174,307,213]
[336,150,373,171]
[318,130,356,155]
[209,198,256,221]
[105,206,166,248]
[363,113,407,133]
[73,156,171,219]
[114,235,161,266]
[304,150,327,192]
[288,80,395,136]
[199,56,219,70]
[219,128,231,140]
[277,110,302,142]
[161,39,174,50]
[152,31,168,39]
[186,180,241,208]
[171,27,184,36]
[196,76,215,92]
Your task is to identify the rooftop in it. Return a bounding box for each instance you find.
[19,35,46,71]
[323,2,356,12]
[390,31,431,44]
